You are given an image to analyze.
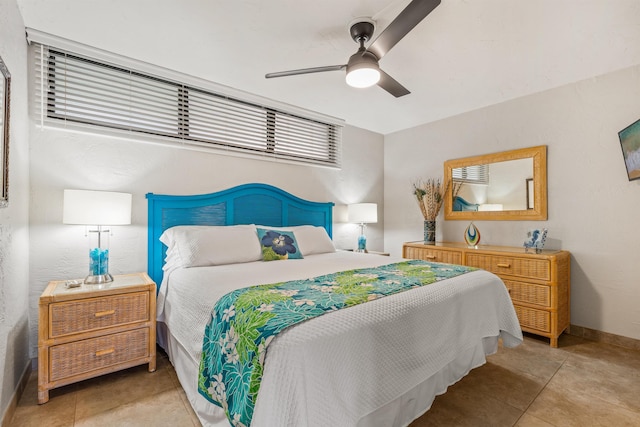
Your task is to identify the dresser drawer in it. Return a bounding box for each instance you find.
[404,247,462,264]
[503,280,551,308]
[49,328,150,381]
[514,305,551,333]
[465,254,550,281]
[49,292,149,338]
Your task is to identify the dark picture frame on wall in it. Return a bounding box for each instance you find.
[618,118,640,182]
[0,54,10,207]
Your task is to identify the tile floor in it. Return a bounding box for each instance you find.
[9,333,640,426]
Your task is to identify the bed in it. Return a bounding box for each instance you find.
[146,183,523,427]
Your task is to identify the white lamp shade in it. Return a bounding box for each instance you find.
[348,203,378,224]
[63,189,132,225]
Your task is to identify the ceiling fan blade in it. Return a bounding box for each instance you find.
[265,65,346,79]
[368,0,441,60]
[377,70,410,98]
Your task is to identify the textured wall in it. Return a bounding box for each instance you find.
[384,65,640,341]
[0,0,31,419]
[27,122,383,357]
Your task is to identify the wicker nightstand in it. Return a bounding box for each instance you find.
[37,272,157,404]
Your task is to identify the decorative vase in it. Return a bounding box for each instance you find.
[423,220,436,245]
[464,222,481,247]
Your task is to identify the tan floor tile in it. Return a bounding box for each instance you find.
[9,373,76,427]
[514,413,556,426]
[73,362,176,420]
[411,387,522,426]
[74,387,198,427]
[449,361,545,411]
[526,383,640,427]
[410,366,524,426]
[563,340,640,371]
[489,335,568,382]
[546,351,640,413]
[175,384,203,426]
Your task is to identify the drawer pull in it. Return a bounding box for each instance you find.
[425,255,436,260]
[497,263,511,268]
[95,348,115,357]
[94,310,116,318]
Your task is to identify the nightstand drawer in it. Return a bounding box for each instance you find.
[466,254,550,281]
[503,280,551,308]
[49,292,149,338]
[49,328,150,381]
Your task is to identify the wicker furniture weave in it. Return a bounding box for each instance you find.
[403,242,570,347]
[38,272,156,404]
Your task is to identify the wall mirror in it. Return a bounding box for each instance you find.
[444,145,547,220]
[0,55,10,208]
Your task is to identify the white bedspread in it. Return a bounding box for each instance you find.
[158,251,523,427]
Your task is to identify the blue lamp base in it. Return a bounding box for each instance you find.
[85,247,113,284]
[355,223,367,253]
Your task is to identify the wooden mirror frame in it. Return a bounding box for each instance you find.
[444,145,547,221]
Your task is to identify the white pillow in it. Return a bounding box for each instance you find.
[160,225,262,268]
[256,225,335,256]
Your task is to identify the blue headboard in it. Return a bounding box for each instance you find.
[146,183,335,286]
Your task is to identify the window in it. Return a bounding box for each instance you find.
[33,44,342,168]
[452,164,489,184]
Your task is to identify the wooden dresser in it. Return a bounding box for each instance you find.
[403,242,571,347]
[38,272,156,403]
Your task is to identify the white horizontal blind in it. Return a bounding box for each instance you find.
[33,44,341,167]
[452,164,489,184]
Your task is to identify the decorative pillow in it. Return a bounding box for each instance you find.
[288,225,336,255]
[160,225,262,268]
[255,225,335,256]
[256,228,304,261]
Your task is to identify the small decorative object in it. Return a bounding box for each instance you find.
[63,189,132,284]
[464,222,481,247]
[347,203,378,252]
[413,178,455,244]
[523,228,548,253]
[618,118,640,181]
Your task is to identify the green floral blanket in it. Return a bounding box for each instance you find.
[198,260,475,426]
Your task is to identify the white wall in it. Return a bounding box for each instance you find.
[385,64,640,341]
[0,0,31,419]
[28,122,384,357]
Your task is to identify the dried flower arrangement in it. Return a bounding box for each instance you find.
[412,178,462,221]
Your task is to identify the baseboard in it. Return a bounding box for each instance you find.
[1,362,31,427]
[568,324,640,350]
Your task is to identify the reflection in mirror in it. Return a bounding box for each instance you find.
[0,54,10,208]
[444,146,547,221]
[453,158,533,211]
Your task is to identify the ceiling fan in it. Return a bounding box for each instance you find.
[265,0,441,97]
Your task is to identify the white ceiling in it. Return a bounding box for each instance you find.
[17,0,640,135]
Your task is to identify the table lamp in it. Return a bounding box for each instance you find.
[347,203,377,252]
[63,189,132,284]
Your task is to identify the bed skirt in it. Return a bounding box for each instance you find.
[158,322,503,427]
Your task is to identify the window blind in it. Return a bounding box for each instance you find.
[33,43,341,168]
[452,164,489,184]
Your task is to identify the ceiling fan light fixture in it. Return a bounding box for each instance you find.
[345,50,380,88]
[346,66,380,88]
